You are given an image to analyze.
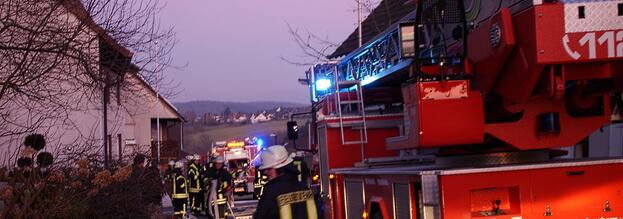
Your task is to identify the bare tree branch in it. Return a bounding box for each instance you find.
[280,23,339,66]
[0,0,179,165]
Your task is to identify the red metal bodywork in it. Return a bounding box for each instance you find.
[314,1,623,219]
[481,4,622,150]
[441,162,623,218]
[469,8,516,96]
[322,92,360,115]
[332,160,623,219]
[387,80,484,150]
[319,116,402,169]
[390,2,623,151]
[213,142,259,194]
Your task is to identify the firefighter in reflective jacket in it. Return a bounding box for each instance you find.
[200,159,210,214]
[164,160,175,200]
[292,151,311,186]
[254,168,269,199]
[253,145,318,219]
[187,154,202,214]
[206,156,232,219]
[172,161,188,218]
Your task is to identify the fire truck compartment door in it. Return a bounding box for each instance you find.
[529,163,623,218]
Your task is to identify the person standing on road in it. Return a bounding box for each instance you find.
[292,151,311,186]
[144,159,165,219]
[201,157,213,215]
[205,156,233,219]
[164,160,175,200]
[253,145,318,219]
[187,154,202,215]
[199,158,210,215]
[172,161,188,218]
[165,160,175,180]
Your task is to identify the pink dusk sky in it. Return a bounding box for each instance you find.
[160,0,374,103]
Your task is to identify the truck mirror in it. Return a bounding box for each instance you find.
[287,121,299,140]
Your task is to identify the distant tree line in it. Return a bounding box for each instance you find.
[182,106,310,127]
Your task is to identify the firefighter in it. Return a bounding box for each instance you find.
[198,157,209,215]
[206,156,232,219]
[253,145,318,219]
[165,160,175,184]
[253,167,268,199]
[292,151,311,186]
[165,160,175,179]
[201,158,212,215]
[172,161,188,218]
[187,154,202,215]
[164,160,175,200]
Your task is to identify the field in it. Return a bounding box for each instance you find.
[183,119,309,153]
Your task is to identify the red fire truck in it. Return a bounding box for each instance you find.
[297,0,623,218]
[211,139,261,196]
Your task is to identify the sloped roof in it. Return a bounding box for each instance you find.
[129,66,186,122]
[60,1,183,121]
[61,0,132,58]
[329,0,416,58]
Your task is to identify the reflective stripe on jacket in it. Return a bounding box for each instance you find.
[188,163,201,193]
[173,173,188,199]
[253,164,318,219]
[277,190,317,219]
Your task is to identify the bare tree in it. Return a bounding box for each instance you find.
[280,0,382,66]
[280,23,339,66]
[0,0,177,164]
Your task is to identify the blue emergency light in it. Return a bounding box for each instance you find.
[315,78,331,91]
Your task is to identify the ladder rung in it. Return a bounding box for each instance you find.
[339,100,361,104]
[342,140,368,145]
[341,120,365,125]
[338,80,360,86]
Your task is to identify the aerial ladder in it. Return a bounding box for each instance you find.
[301,0,623,218]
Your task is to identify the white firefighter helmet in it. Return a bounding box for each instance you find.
[258,145,293,170]
[185,155,193,161]
[174,161,184,169]
[215,156,225,163]
[168,160,175,166]
[193,154,200,160]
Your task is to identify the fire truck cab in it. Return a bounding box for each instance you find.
[212,140,260,196]
[302,0,623,218]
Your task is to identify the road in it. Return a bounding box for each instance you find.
[163,194,257,219]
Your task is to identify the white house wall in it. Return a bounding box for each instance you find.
[0,3,123,166]
[121,74,182,158]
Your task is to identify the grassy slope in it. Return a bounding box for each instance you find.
[184,119,308,153]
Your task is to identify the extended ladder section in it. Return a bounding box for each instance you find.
[309,12,424,145]
[331,64,368,145]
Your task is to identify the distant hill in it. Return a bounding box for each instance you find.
[174,100,308,115]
